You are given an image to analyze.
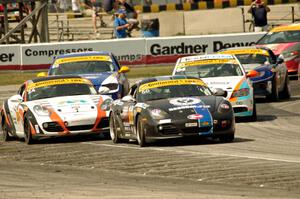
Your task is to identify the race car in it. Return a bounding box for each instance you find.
[256,23,300,79]
[173,54,256,121]
[109,75,235,147]
[1,76,112,144]
[38,51,130,99]
[219,46,290,101]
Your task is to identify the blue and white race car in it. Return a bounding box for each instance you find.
[173,54,257,121]
[219,47,291,101]
[38,51,130,100]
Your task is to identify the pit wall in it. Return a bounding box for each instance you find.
[0,32,264,70]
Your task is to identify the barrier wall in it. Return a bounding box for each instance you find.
[0,32,265,70]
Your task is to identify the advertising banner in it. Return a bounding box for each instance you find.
[0,32,265,70]
[0,44,21,70]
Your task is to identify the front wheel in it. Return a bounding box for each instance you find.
[136,116,146,147]
[24,118,35,145]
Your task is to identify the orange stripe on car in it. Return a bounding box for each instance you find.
[3,109,12,128]
[229,77,246,102]
[49,109,69,135]
[92,97,106,131]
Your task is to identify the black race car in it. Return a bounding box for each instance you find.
[109,75,235,147]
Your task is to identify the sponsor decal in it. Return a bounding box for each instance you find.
[169,97,201,106]
[27,78,91,89]
[158,119,171,124]
[54,56,112,66]
[219,49,269,56]
[138,79,205,92]
[135,103,149,109]
[180,59,238,67]
[187,114,204,120]
[213,41,256,52]
[116,54,143,62]
[169,105,210,112]
[185,122,198,127]
[24,48,93,57]
[150,43,208,56]
[0,53,15,62]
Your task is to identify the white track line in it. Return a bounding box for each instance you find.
[83,142,300,164]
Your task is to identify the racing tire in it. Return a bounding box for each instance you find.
[279,75,291,99]
[109,113,126,143]
[2,121,12,142]
[136,116,146,147]
[266,76,279,102]
[219,134,234,143]
[246,101,257,122]
[24,118,35,145]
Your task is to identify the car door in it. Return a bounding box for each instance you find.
[8,84,26,134]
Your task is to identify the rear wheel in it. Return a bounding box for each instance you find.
[136,116,146,147]
[2,121,12,141]
[24,118,35,145]
[266,76,279,101]
[109,113,126,143]
[279,75,291,99]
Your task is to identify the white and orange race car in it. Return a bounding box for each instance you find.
[0,75,112,144]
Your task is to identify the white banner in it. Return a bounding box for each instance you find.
[0,32,265,70]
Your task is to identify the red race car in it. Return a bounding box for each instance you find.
[257,23,300,79]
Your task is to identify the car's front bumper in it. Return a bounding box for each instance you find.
[230,96,254,117]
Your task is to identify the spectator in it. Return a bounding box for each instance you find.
[248,0,270,32]
[72,0,81,13]
[81,0,107,33]
[114,9,130,38]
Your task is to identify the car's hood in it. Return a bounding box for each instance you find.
[257,42,299,55]
[80,72,117,86]
[26,95,105,114]
[143,96,217,121]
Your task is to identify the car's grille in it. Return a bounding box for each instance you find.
[159,124,178,135]
[43,122,64,132]
[233,107,248,113]
[96,117,109,128]
[67,125,94,131]
[182,126,212,134]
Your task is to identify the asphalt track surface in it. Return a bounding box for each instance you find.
[0,80,300,199]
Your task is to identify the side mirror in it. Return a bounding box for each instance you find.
[121,95,136,103]
[10,95,23,103]
[37,72,47,77]
[276,54,284,64]
[98,86,110,94]
[118,66,130,73]
[213,88,227,97]
[246,70,259,78]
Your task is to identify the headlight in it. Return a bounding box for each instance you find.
[218,102,231,113]
[100,99,113,111]
[101,83,119,92]
[282,50,300,61]
[231,88,250,98]
[33,105,50,116]
[149,108,168,120]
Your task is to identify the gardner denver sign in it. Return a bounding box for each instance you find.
[0,32,264,70]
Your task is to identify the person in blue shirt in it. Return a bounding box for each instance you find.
[114,9,130,38]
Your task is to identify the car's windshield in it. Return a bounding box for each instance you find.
[235,54,270,65]
[27,83,97,101]
[49,61,115,75]
[257,30,300,44]
[136,81,212,102]
[175,63,243,78]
